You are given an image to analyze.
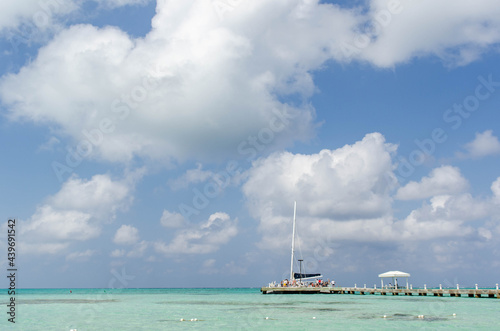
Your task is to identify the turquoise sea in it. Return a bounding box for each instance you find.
[1,288,499,330]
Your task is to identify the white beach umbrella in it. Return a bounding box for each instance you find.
[378,271,410,289]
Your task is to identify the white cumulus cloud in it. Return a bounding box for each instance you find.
[155,212,238,255]
[357,0,500,67]
[460,130,500,159]
[19,173,137,254]
[168,164,215,190]
[492,177,500,203]
[113,224,140,245]
[242,133,500,255]
[160,210,186,228]
[3,1,500,166]
[0,0,76,33]
[48,174,132,219]
[242,132,398,251]
[395,166,469,200]
[244,132,398,220]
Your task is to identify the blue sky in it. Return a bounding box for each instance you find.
[1,0,500,289]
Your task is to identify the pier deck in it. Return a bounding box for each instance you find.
[261,286,500,298]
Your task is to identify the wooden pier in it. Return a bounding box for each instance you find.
[261,286,500,298]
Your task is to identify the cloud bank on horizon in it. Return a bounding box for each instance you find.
[1,0,500,287]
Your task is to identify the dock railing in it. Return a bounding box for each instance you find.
[261,284,500,298]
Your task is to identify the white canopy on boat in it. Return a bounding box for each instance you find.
[378,271,410,289]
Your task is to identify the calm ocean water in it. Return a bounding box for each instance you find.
[1,288,499,330]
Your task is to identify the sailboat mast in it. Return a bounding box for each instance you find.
[290,201,297,281]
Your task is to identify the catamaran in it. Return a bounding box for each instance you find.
[288,201,322,284]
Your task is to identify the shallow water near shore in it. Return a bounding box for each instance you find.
[1,288,499,330]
